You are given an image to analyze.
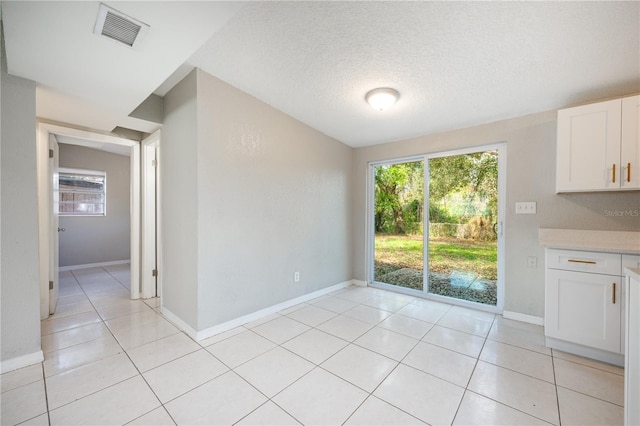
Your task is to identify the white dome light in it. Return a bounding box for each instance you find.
[365,88,400,111]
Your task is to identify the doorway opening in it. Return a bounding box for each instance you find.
[37,122,142,319]
[369,144,505,312]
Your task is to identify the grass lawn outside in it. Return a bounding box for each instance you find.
[374,233,498,305]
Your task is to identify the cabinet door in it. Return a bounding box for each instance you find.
[545,269,621,353]
[556,99,621,192]
[625,274,640,426]
[622,256,640,351]
[621,95,640,189]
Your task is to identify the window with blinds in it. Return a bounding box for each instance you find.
[59,169,106,216]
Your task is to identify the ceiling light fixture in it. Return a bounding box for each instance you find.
[365,87,400,111]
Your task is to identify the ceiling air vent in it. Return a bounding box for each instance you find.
[94,4,149,48]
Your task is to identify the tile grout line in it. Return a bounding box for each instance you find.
[194,287,557,424]
[50,268,171,424]
[41,362,52,426]
[65,271,278,424]
[219,290,414,424]
[462,388,559,426]
[554,383,625,408]
[450,314,494,425]
[236,290,502,399]
[269,290,450,424]
[101,265,131,291]
[551,350,563,426]
[47,269,127,417]
[44,268,99,419]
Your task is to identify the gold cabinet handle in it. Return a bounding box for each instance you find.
[628,162,631,182]
[612,282,616,304]
[568,259,597,264]
[612,164,616,183]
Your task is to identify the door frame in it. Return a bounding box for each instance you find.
[37,122,141,319]
[366,143,506,313]
[366,154,424,300]
[141,130,161,299]
[48,134,60,315]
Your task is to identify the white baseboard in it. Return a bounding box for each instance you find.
[161,307,199,341]
[352,280,367,287]
[59,260,130,272]
[545,336,624,367]
[503,310,544,326]
[164,280,355,342]
[0,350,44,374]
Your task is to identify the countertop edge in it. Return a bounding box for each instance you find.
[539,229,640,255]
[541,243,640,255]
[625,267,640,281]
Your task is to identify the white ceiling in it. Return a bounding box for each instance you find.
[55,134,131,157]
[3,1,639,148]
[2,1,245,134]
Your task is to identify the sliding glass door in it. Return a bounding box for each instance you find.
[373,160,425,291]
[426,150,499,306]
[370,145,504,310]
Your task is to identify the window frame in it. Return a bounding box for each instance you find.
[58,167,107,217]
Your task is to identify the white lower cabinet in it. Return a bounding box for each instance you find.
[544,249,638,365]
[545,268,621,353]
[625,270,640,426]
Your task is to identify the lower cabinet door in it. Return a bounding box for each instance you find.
[625,275,640,425]
[545,269,621,353]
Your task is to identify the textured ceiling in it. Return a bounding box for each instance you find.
[189,1,640,147]
[2,1,639,147]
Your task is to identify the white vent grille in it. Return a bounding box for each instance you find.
[94,4,149,48]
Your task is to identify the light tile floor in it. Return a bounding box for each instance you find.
[0,265,625,425]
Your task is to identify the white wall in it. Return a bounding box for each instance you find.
[1,25,42,367]
[161,68,353,332]
[352,110,640,318]
[58,144,130,267]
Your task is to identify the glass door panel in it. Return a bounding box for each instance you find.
[427,150,498,306]
[373,161,424,291]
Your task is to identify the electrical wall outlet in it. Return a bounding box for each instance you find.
[294,271,300,282]
[515,201,537,214]
[527,256,537,268]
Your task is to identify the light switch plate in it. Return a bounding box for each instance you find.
[515,202,537,214]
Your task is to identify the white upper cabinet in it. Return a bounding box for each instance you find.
[556,95,640,192]
[621,95,640,189]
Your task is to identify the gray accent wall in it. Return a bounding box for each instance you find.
[352,111,640,318]
[162,69,199,329]
[162,68,353,331]
[58,144,131,267]
[1,25,41,364]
